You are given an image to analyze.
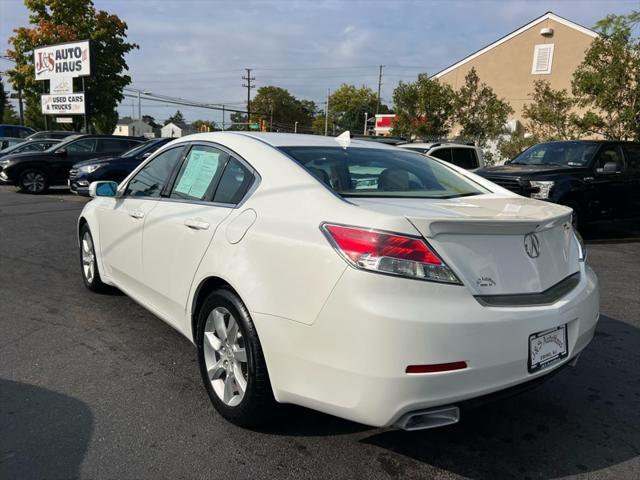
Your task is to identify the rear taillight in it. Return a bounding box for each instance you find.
[322,224,461,284]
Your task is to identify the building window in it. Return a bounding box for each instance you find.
[532,44,554,74]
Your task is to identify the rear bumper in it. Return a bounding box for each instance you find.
[254,262,599,427]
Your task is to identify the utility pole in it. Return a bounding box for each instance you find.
[242,68,255,127]
[376,64,384,115]
[222,105,225,130]
[363,112,368,136]
[324,88,330,136]
[269,102,273,132]
[17,89,24,126]
[137,90,141,120]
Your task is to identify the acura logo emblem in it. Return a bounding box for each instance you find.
[524,233,541,258]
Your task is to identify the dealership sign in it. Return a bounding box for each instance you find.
[41,93,86,115]
[34,40,90,80]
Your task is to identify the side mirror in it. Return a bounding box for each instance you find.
[141,151,152,158]
[55,148,67,156]
[598,161,619,174]
[89,181,119,198]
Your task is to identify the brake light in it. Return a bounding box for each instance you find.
[322,224,460,284]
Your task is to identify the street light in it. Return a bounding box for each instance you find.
[363,112,368,136]
[294,121,298,134]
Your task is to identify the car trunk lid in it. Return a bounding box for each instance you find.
[349,195,580,296]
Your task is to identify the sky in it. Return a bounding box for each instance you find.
[0,0,637,127]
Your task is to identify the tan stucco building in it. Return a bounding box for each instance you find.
[434,12,598,132]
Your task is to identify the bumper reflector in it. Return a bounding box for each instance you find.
[406,361,467,374]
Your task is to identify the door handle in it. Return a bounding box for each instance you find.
[184,218,210,230]
[129,210,145,219]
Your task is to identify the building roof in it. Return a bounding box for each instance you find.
[433,11,598,79]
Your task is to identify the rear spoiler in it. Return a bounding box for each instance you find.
[409,213,572,237]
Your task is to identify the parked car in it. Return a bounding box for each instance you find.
[0,134,144,194]
[476,140,640,228]
[0,138,61,158]
[27,130,80,140]
[0,137,26,150]
[398,142,485,170]
[0,124,35,138]
[78,132,598,430]
[69,137,173,196]
[353,135,407,146]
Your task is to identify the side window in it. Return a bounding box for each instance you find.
[99,139,132,153]
[170,145,228,201]
[451,148,479,169]
[213,158,254,204]
[594,145,624,172]
[66,138,97,153]
[19,143,42,153]
[623,144,640,172]
[126,146,185,197]
[430,148,452,162]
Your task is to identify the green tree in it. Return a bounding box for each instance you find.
[329,84,386,134]
[311,111,335,135]
[164,110,185,126]
[391,73,456,139]
[497,132,539,162]
[572,10,640,140]
[229,111,247,131]
[454,68,513,145]
[523,80,582,140]
[251,86,315,132]
[6,0,137,133]
[0,75,5,123]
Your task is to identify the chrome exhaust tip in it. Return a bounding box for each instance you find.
[395,406,460,431]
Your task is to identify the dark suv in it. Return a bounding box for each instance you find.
[477,140,640,227]
[69,137,172,196]
[0,134,144,194]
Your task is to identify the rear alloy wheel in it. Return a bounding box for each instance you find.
[79,225,110,293]
[19,169,49,194]
[197,289,276,426]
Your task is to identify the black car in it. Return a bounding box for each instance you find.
[0,138,61,158]
[477,140,640,227]
[69,138,173,196]
[0,134,144,194]
[27,130,80,140]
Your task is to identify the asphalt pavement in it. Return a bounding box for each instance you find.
[1,185,639,480]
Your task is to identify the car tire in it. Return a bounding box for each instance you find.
[18,169,49,194]
[196,288,276,427]
[79,224,111,293]
[563,200,581,231]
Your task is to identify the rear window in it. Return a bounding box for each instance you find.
[280,146,487,199]
[450,148,479,169]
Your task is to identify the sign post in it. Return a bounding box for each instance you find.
[34,40,91,131]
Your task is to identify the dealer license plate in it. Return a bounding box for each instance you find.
[528,324,568,373]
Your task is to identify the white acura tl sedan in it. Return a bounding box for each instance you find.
[78,132,599,430]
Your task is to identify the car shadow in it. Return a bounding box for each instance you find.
[582,217,640,244]
[0,379,93,479]
[249,403,373,437]
[359,314,640,478]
